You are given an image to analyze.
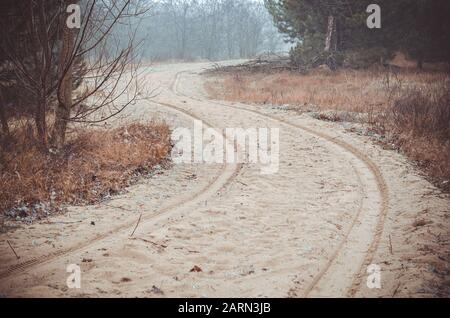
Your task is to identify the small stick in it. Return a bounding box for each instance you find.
[7,240,20,259]
[130,212,143,237]
[130,237,167,248]
[45,220,82,225]
[392,282,401,297]
[389,234,393,255]
[104,204,134,212]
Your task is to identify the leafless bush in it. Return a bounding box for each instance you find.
[386,84,449,139]
[376,79,450,190]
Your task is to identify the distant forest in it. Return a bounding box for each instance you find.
[127,0,289,61]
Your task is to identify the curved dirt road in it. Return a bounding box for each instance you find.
[0,62,448,297]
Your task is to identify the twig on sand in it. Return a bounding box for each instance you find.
[45,220,83,225]
[130,212,143,237]
[103,204,134,212]
[130,237,167,249]
[389,234,394,255]
[7,240,20,259]
[392,282,401,297]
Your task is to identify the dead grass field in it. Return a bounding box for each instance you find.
[0,122,171,219]
[205,68,450,191]
[206,68,444,112]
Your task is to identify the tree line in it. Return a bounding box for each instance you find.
[134,0,287,61]
[265,0,450,70]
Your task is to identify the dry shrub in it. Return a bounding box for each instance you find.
[388,88,449,138]
[377,80,450,190]
[0,122,171,217]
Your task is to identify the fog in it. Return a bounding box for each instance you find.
[115,0,290,61]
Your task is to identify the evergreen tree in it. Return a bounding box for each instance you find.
[265,0,450,70]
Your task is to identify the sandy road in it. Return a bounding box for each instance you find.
[0,62,448,297]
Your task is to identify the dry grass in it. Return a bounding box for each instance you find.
[376,83,450,190]
[0,122,171,218]
[205,68,444,113]
[206,68,450,191]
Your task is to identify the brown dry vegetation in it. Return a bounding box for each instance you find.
[0,122,171,219]
[206,68,450,191]
[376,84,450,190]
[205,68,444,112]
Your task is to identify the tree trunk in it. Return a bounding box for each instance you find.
[35,1,52,147]
[35,99,47,145]
[324,15,337,53]
[52,5,74,150]
[0,91,10,137]
[324,15,338,70]
[417,58,423,69]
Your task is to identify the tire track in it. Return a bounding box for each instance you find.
[171,69,389,297]
[0,96,242,281]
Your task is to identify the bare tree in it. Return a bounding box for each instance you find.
[52,0,152,148]
[0,0,150,149]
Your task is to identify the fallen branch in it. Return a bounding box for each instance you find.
[130,212,143,237]
[6,240,20,259]
[389,234,394,255]
[207,57,294,74]
[130,237,167,249]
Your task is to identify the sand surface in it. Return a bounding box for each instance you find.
[0,62,448,297]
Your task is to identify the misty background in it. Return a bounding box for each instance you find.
[115,0,291,61]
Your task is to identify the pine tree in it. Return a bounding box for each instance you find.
[265,0,450,70]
